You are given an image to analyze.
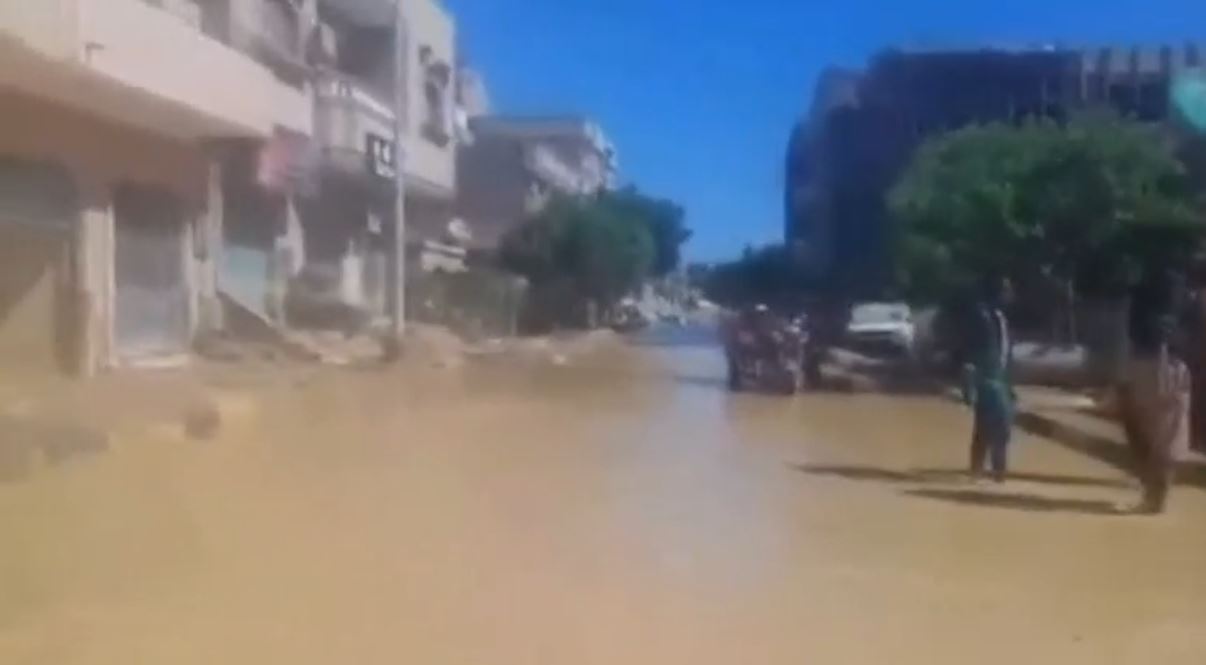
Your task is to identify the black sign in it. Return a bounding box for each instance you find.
[366,133,396,180]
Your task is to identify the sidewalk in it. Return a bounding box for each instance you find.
[1013,386,1206,485]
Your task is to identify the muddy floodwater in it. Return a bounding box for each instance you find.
[3,328,1206,664]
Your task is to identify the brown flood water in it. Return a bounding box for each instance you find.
[3,329,1206,664]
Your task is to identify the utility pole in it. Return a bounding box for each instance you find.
[387,0,410,354]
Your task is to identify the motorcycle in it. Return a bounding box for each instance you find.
[723,310,809,394]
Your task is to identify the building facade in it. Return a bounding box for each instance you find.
[786,44,1206,298]
[0,0,461,376]
[293,0,460,325]
[456,116,618,250]
[0,0,311,375]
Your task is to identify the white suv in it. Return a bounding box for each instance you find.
[846,302,916,356]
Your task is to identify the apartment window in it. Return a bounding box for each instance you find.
[1136,79,1168,121]
[420,46,452,147]
[1108,83,1137,118]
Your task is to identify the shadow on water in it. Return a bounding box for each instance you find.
[792,463,1129,489]
[903,488,1120,516]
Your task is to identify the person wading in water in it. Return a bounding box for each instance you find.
[962,276,1015,482]
[1118,271,1191,515]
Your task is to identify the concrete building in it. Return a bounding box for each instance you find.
[0,0,463,375]
[786,43,1206,298]
[285,0,460,323]
[457,116,618,250]
[0,0,311,375]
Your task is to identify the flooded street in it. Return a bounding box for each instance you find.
[4,329,1206,664]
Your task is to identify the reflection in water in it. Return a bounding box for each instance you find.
[3,334,1206,663]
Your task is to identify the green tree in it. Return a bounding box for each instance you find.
[699,244,812,310]
[890,113,1204,315]
[499,194,655,329]
[597,187,692,276]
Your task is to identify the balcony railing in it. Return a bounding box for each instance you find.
[313,70,396,178]
[524,145,581,194]
[240,0,307,80]
[316,71,395,122]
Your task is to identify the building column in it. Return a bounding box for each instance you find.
[75,178,115,376]
[195,159,224,334]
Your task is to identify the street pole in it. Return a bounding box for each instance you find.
[387,0,410,354]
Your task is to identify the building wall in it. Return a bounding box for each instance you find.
[0,93,207,200]
[0,0,312,139]
[456,117,618,250]
[0,92,214,374]
[456,136,531,249]
[402,0,457,194]
[0,1,78,60]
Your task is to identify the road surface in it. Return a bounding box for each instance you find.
[2,328,1206,664]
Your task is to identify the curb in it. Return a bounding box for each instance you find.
[1014,409,1118,453]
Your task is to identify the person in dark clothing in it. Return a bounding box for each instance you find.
[1183,285,1206,453]
[962,276,1014,482]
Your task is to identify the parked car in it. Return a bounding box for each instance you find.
[722,307,809,394]
[846,302,916,356]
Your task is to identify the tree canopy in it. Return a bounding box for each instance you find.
[694,244,813,311]
[890,112,1204,304]
[599,187,691,277]
[499,189,689,329]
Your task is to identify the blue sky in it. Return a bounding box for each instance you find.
[445,0,1206,261]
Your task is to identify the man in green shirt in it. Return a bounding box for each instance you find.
[963,276,1014,482]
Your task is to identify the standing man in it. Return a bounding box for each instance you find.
[1118,271,1191,514]
[963,276,1015,482]
[1182,277,1206,453]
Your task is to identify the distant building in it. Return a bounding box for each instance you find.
[786,44,1206,298]
[457,116,618,249]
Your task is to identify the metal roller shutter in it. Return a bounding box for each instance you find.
[0,158,75,375]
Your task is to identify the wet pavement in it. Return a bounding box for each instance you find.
[3,328,1206,663]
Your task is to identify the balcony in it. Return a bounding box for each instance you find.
[523,144,582,194]
[314,71,395,178]
[218,0,309,83]
[313,70,454,197]
[0,0,310,140]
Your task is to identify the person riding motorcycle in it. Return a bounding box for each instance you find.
[725,304,809,393]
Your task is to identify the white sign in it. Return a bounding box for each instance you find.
[366,133,396,180]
